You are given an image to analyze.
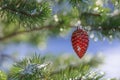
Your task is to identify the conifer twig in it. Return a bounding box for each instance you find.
[0,26,53,41]
[81,12,101,17]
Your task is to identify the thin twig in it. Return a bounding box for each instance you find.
[81,12,101,17]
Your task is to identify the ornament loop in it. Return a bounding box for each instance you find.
[76,20,82,30]
[77,25,82,30]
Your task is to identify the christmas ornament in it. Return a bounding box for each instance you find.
[71,28,89,58]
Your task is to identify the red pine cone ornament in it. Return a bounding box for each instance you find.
[71,28,89,58]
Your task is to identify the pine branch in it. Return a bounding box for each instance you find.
[0,0,51,27]
[0,26,53,41]
[0,23,120,41]
[7,54,113,80]
[1,6,42,17]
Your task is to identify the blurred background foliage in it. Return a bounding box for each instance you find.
[0,0,120,79]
